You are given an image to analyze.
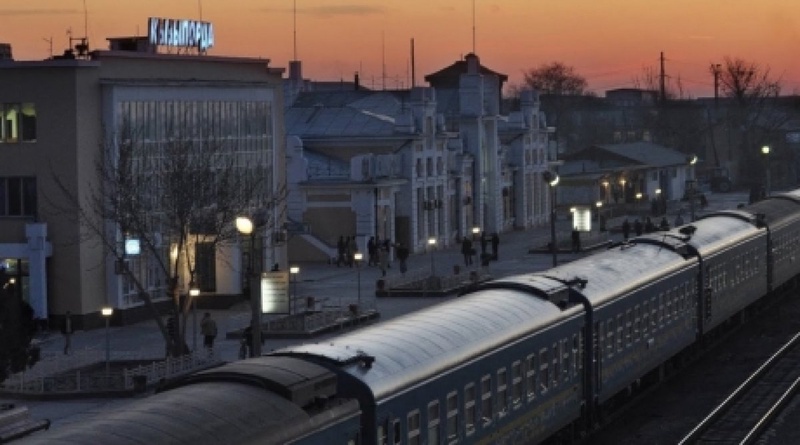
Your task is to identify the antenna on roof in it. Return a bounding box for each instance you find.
[293,0,297,60]
[410,38,416,88]
[43,37,53,58]
[472,0,476,53]
[198,0,203,20]
[381,31,386,90]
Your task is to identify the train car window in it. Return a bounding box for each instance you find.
[552,343,560,388]
[378,419,388,445]
[650,297,658,329]
[642,302,650,336]
[511,360,523,407]
[407,410,421,445]
[616,314,624,352]
[625,310,632,347]
[665,291,672,324]
[606,319,615,358]
[634,305,641,342]
[539,348,550,393]
[481,375,493,427]
[446,392,459,443]
[497,368,509,417]
[561,339,571,381]
[427,400,440,445]
[658,294,665,328]
[574,333,582,372]
[465,383,477,436]
[525,354,537,401]
[393,419,401,445]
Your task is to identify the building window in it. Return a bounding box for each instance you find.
[0,177,36,217]
[1,103,37,143]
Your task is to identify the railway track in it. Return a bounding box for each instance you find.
[678,331,800,444]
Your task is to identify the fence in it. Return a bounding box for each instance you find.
[2,349,220,394]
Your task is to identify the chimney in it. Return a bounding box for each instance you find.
[289,60,303,81]
[354,72,360,90]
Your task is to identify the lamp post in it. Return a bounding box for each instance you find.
[290,266,300,314]
[236,216,261,358]
[101,307,113,380]
[762,145,771,196]
[189,282,199,352]
[543,171,559,267]
[427,237,437,277]
[471,226,480,241]
[354,252,363,309]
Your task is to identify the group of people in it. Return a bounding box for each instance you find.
[335,235,360,267]
[337,235,412,276]
[621,215,681,240]
[460,232,500,267]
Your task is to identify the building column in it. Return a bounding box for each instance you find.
[25,223,49,320]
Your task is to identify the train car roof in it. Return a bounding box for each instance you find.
[742,194,800,227]
[678,211,763,256]
[17,382,315,445]
[513,240,693,308]
[276,286,567,399]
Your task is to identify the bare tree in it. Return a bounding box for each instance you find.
[52,109,281,356]
[715,56,787,186]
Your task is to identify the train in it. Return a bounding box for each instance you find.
[18,189,800,445]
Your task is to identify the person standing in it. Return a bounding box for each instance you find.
[622,219,631,240]
[200,312,218,351]
[62,311,73,355]
[336,236,346,267]
[378,244,389,277]
[571,228,581,253]
[461,236,473,266]
[491,233,500,260]
[367,236,377,266]
[396,242,409,274]
[634,219,643,236]
[347,236,357,267]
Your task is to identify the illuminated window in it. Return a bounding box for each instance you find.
[1,103,37,143]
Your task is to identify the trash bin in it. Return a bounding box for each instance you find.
[132,375,147,394]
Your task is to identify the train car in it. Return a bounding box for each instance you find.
[529,237,698,417]
[277,282,584,444]
[742,191,800,291]
[674,211,768,334]
[15,357,362,445]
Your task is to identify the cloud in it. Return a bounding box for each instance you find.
[0,8,78,17]
[259,5,385,18]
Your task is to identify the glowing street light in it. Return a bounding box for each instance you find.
[236,215,261,357]
[762,145,771,196]
[290,266,300,314]
[354,252,363,309]
[543,171,559,267]
[101,307,114,379]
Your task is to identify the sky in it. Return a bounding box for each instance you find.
[3,0,800,97]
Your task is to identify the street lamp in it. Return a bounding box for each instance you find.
[236,215,261,358]
[543,171,559,267]
[189,281,199,352]
[353,252,363,309]
[427,237,437,277]
[101,307,113,380]
[762,145,771,196]
[290,266,300,314]
[471,226,480,240]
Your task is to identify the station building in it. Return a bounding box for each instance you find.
[0,32,286,328]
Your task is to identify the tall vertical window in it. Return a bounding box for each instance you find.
[1,103,37,143]
[0,177,36,217]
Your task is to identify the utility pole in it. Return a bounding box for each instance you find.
[710,63,721,107]
[659,51,666,103]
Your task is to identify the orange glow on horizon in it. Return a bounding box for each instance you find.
[3,0,799,96]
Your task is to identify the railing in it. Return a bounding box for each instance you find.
[2,349,220,394]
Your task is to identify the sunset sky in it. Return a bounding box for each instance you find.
[3,0,799,97]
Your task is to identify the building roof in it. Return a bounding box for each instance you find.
[285,90,410,138]
[559,142,688,177]
[424,53,508,84]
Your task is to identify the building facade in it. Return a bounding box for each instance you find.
[0,46,285,328]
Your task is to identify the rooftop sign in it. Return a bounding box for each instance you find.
[148,17,214,51]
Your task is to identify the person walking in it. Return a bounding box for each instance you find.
[480,232,488,256]
[634,219,643,236]
[461,236,473,266]
[491,233,500,260]
[62,311,73,355]
[622,219,631,240]
[396,242,409,274]
[200,312,218,352]
[347,236,357,267]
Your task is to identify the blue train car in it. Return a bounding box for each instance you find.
[278,283,584,444]
[743,191,800,290]
[537,238,698,412]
